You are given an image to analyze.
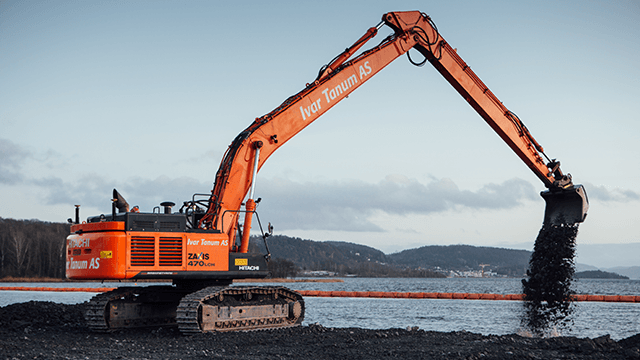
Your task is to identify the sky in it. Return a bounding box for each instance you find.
[1,0,639,268]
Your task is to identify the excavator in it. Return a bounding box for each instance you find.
[66,11,588,334]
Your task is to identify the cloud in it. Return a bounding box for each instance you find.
[256,175,539,232]
[27,172,537,232]
[33,173,211,214]
[119,176,211,210]
[0,138,31,184]
[33,174,113,207]
[29,171,638,233]
[582,182,640,203]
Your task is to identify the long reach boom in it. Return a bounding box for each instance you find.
[200,11,588,248]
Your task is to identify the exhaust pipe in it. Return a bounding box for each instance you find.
[540,184,589,225]
[160,201,175,214]
[75,205,80,224]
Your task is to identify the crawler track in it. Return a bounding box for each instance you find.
[85,286,188,332]
[177,286,305,334]
[85,285,304,335]
[85,287,135,332]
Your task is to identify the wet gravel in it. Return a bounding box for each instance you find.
[522,222,579,335]
[1,301,639,359]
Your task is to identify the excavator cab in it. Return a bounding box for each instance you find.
[540,184,589,225]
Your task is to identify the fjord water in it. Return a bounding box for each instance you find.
[1,278,638,339]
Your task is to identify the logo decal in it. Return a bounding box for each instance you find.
[188,252,209,260]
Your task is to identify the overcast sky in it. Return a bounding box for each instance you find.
[1,1,639,267]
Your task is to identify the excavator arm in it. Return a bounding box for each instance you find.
[383,12,588,226]
[199,11,588,249]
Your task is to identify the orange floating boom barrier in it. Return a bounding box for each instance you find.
[294,290,640,303]
[301,290,640,302]
[1,287,639,303]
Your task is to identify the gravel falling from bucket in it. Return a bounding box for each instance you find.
[521,221,579,336]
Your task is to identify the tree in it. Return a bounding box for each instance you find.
[267,258,299,278]
[0,218,69,279]
[9,226,30,277]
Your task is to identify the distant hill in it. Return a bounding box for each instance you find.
[574,243,640,269]
[575,263,599,272]
[575,270,629,279]
[387,244,531,277]
[576,264,638,280]
[324,241,388,263]
[251,235,387,270]
[250,235,443,277]
[603,266,640,280]
[252,236,535,277]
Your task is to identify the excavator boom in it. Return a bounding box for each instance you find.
[203,11,588,239]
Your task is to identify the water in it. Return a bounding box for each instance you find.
[1,278,638,339]
[303,298,640,340]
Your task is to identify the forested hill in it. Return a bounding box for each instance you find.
[574,270,629,279]
[250,235,388,271]
[252,235,532,276]
[388,245,531,273]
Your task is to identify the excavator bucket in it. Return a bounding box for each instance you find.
[540,185,589,225]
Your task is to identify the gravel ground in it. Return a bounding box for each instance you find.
[1,301,639,359]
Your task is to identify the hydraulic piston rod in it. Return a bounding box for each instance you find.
[240,141,263,253]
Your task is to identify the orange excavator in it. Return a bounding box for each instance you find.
[66,11,588,334]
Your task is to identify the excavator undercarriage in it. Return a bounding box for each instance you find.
[85,284,304,334]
